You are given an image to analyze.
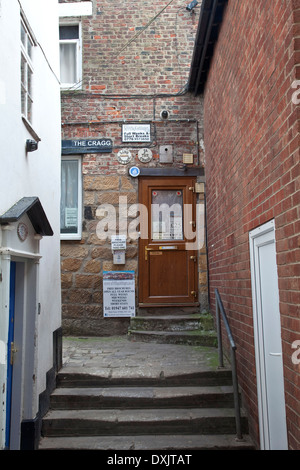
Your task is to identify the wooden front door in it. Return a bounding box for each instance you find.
[139,177,198,306]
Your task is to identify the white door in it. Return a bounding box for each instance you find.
[249,220,288,450]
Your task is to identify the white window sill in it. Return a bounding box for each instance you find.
[60,234,82,241]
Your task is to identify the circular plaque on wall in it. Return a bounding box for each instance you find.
[117,149,132,165]
[138,148,152,163]
[129,166,140,178]
[17,222,28,241]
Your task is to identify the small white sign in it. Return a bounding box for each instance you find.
[65,208,78,227]
[111,234,127,251]
[113,251,125,265]
[122,124,151,142]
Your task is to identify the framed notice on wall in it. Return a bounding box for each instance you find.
[103,271,135,317]
[122,124,151,142]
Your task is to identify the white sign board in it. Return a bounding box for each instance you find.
[103,271,135,317]
[111,234,127,251]
[122,124,151,142]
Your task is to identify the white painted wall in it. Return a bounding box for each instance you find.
[0,0,61,449]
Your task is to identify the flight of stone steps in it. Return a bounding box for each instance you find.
[39,367,255,450]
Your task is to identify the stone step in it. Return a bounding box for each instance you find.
[137,306,200,316]
[50,385,235,410]
[39,336,255,451]
[39,433,255,450]
[129,314,215,332]
[56,369,233,388]
[41,407,249,437]
[128,329,217,346]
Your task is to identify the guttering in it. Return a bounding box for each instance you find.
[193,0,218,95]
[188,0,228,95]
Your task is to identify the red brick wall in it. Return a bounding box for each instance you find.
[204,0,300,449]
[60,0,207,335]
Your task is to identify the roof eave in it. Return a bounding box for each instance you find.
[188,0,228,95]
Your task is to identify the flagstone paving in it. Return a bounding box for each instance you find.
[61,335,223,380]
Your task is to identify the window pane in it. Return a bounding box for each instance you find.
[61,160,79,234]
[20,19,34,122]
[21,22,26,47]
[60,43,77,84]
[59,25,79,40]
[151,190,183,240]
[27,66,32,95]
[27,37,33,59]
[27,96,33,122]
[21,54,26,86]
[21,86,26,116]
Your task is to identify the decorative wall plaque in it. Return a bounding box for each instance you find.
[17,222,28,241]
[138,148,152,163]
[117,149,132,164]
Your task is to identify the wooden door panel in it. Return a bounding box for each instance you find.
[149,250,189,298]
[139,177,198,306]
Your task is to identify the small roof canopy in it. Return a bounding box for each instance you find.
[0,197,53,236]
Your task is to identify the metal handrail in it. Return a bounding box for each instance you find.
[215,288,243,440]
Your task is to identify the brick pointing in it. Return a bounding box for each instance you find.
[204,0,300,449]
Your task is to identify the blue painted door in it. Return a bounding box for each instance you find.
[5,261,16,449]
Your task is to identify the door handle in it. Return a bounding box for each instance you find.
[145,247,155,261]
[269,352,282,357]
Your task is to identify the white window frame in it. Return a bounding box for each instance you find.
[61,156,82,240]
[59,23,82,90]
[21,16,35,123]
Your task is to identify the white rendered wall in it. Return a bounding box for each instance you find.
[0,0,61,448]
